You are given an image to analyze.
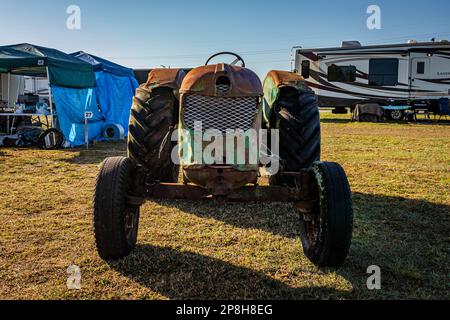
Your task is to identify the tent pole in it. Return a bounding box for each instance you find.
[46,67,55,128]
[7,72,10,104]
[7,72,11,133]
[16,75,21,105]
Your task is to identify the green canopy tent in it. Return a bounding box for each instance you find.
[0,43,95,88]
[0,44,96,140]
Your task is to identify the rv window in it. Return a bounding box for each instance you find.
[369,58,399,86]
[417,61,425,74]
[301,60,310,79]
[327,65,356,82]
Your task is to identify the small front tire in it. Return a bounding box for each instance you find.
[300,162,353,268]
[93,157,140,260]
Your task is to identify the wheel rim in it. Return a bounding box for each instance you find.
[124,207,139,243]
[300,174,321,249]
[302,208,320,248]
[391,110,403,120]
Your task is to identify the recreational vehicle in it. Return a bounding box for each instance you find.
[293,41,450,119]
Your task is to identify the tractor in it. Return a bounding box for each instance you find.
[93,52,353,268]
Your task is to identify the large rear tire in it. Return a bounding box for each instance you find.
[300,162,353,268]
[128,86,179,182]
[93,157,140,260]
[270,88,321,186]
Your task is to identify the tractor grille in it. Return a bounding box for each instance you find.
[183,95,259,132]
[216,84,231,94]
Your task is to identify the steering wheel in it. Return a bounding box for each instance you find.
[205,52,246,68]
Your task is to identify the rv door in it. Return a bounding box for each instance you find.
[409,53,431,100]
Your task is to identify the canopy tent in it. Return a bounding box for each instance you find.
[0,43,101,147]
[0,43,95,88]
[71,51,135,78]
[71,51,138,136]
[0,44,137,147]
[1,74,24,108]
[51,86,104,146]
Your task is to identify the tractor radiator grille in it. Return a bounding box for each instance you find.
[183,95,259,132]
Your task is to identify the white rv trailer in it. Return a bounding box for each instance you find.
[292,41,450,118]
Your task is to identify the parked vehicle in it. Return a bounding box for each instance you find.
[293,40,450,118]
[94,52,354,268]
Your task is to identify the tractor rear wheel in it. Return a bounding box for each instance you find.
[269,88,321,186]
[300,162,353,268]
[128,87,179,182]
[93,157,140,260]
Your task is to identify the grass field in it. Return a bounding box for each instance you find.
[0,114,449,300]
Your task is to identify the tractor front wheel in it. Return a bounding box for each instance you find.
[93,157,140,260]
[300,162,353,268]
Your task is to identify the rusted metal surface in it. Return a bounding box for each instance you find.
[127,195,146,207]
[178,62,263,186]
[136,171,317,206]
[145,183,314,203]
[144,68,186,90]
[225,186,304,202]
[263,70,313,108]
[301,171,317,199]
[296,201,317,213]
[180,63,263,97]
[148,183,211,200]
[134,68,187,106]
[183,166,258,196]
[266,70,306,89]
[280,170,316,200]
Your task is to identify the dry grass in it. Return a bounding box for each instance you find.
[0,114,449,300]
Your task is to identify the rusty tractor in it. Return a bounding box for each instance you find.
[93,52,353,268]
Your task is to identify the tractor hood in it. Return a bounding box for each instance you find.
[180,63,262,97]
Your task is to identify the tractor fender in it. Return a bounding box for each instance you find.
[262,70,313,125]
[141,68,187,98]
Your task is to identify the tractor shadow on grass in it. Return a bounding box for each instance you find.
[110,244,351,300]
[108,192,450,299]
[326,192,449,298]
[150,193,450,298]
[159,199,301,239]
[158,192,449,244]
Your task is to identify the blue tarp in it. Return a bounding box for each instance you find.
[71,51,138,137]
[50,52,138,146]
[51,86,104,147]
[0,45,137,147]
[94,71,138,136]
[71,51,135,78]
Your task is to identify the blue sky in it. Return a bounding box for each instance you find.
[1,0,450,78]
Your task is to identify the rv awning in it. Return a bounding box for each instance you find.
[0,43,95,88]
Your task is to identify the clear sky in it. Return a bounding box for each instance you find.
[1,0,450,78]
